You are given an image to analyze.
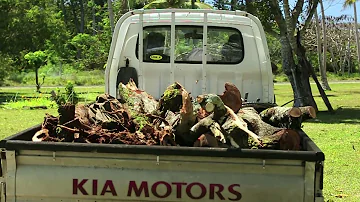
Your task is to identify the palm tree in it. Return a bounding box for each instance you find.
[344,0,360,72]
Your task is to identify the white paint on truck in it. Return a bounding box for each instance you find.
[105,9,274,103]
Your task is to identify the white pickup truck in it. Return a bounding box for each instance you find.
[0,9,325,202]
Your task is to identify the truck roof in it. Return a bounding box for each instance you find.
[127,10,252,26]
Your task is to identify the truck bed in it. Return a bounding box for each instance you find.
[0,124,324,202]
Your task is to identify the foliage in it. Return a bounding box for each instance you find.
[144,0,212,9]
[3,95,57,110]
[52,81,79,106]
[303,14,360,74]
[0,54,14,86]
[24,51,48,68]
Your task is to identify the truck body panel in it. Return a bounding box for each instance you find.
[0,125,324,201]
[105,9,274,103]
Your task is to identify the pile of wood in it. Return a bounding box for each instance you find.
[32,80,316,150]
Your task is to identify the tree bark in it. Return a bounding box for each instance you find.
[270,0,318,110]
[122,0,129,14]
[79,0,85,33]
[353,3,360,72]
[107,0,115,34]
[280,34,318,110]
[314,10,323,73]
[35,67,40,92]
[70,0,79,33]
[319,0,331,90]
[191,0,195,9]
[230,0,236,10]
[296,30,334,113]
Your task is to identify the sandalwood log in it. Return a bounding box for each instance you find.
[221,116,249,148]
[196,94,262,147]
[299,106,317,121]
[158,83,197,146]
[118,80,158,114]
[224,105,262,146]
[219,82,242,113]
[190,114,226,144]
[239,107,301,150]
[259,106,302,129]
[193,133,220,147]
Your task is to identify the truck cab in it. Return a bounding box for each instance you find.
[105,9,274,103]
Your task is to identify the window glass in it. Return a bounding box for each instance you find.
[136,26,244,64]
[207,27,244,63]
[143,26,171,63]
[175,26,203,63]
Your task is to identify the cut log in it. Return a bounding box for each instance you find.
[158,82,197,146]
[193,133,221,147]
[190,114,226,145]
[221,115,249,148]
[239,107,301,150]
[259,106,302,128]
[195,94,262,147]
[219,82,242,113]
[299,106,317,121]
[118,79,158,115]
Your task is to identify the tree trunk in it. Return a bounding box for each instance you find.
[329,47,339,73]
[35,67,40,92]
[319,0,331,90]
[191,0,195,9]
[314,11,323,72]
[279,34,318,111]
[230,0,236,10]
[60,0,68,25]
[107,0,115,34]
[70,0,79,33]
[353,3,360,72]
[245,0,255,14]
[296,30,334,113]
[92,3,96,35]
[79,0,85,33]
[122,0,128,14]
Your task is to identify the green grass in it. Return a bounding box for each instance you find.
[275,83,360,202]
[274,72,360,83]
[0,83,360,201]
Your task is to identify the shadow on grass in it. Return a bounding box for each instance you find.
[308,108,360,125]
[0,92,20,105]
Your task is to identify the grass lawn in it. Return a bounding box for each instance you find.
[1,83,360,201]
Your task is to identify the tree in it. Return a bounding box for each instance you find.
[24,51,48,92]
[144,0,212,9]
[267,0,319,110]
[344,0,360,72]
[108,0,115,34]
[319,0,331,90]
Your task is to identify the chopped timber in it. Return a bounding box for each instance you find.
[239,107,301,150]
[259,106,302,129]
[32,81,307,151]
[219,82,242,113]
